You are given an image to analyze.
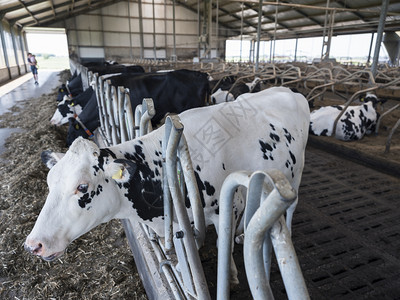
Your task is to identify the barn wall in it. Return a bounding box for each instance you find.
[0,19,29,85]
[52,0,230,63]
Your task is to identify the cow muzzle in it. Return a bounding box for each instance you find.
[24,240,64,262]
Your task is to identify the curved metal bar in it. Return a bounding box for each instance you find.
[134,104,142,138]
[177,134,206,249]
[98,75,112,145]
[123,89,135,140]
[385,118,400,154]
[244,170,307,300]
[270,217,310,300]
[375,103,400,135]
[331,85,379,135]
[91,73,106,140]
[164,116,211,300]
[104,80,120,145]
[118,86,128,143]
[139,98,156,136]
[217,171,252,300]
[332,77,400,135]
[111,85,121,143]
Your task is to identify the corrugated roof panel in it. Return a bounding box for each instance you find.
[0,0,399,39]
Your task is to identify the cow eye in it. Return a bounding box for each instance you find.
[77,184,88,193]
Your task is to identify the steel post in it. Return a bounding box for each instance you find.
[164,116,211,299]
[217,171,251,300]
[243,170,307,300]
[270,216,310,300]
[371,0,390,77]
[117,87,128,143]
[255,0,263,70]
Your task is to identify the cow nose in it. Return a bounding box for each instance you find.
[24,241,44,256]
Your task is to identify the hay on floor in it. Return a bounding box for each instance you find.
[0,70,147,299]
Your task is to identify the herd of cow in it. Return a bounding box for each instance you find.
[24,62,385,288]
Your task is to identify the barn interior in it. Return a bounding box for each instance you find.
[0,0,400,299]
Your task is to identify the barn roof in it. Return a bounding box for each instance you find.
[1,0,400,40]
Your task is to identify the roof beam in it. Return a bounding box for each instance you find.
[18,0,39,24]
[70,0,76,12]
[25,0,124,27]
[335,0,368,22]
[281,0,322,27]
[7,1,72,24]
[243,2,291,31]
[175,0,242,35]
[49,0,56,17]
[0,0,43,15]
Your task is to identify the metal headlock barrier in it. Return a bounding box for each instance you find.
[71,59,398,298]
[217,170,309,300]
[88,66,212,298]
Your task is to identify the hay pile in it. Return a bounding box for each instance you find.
[0,71,147,299]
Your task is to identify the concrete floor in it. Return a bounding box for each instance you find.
[0,70,62,156]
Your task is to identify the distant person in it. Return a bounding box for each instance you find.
[27,53,38,85]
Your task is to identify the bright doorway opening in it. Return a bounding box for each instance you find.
[24,27,69,70]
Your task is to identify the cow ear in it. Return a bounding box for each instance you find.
[41,150,65,169]
[106,159,137,183]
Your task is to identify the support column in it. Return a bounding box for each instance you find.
[138,0,145,59]
[255,0,262,70]
[73,17,81,61]
[197,0,201,59]
[18,27,27,73]
[0,18,12,80]
[367,32,375,65]
[127,0,133,60]
[371,0,390,77]
[152,0,157,60]
[172,0,177,60]
[9,23,21,75]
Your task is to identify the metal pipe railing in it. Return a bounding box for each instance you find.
[163,115,210,300]
[117,86,129,143]
[139,98,155,137]
[375,103,400,135]
[104,80,120,145]
[217,171,251,299]
[332,77,400,135]
[385,118,400,154]
[98,75,112,145]
[217,169,309,300]
[243,170,308,300]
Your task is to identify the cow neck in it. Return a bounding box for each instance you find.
[75,116,94,139]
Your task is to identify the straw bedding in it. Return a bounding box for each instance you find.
[0,71,147,299]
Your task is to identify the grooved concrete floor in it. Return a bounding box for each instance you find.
[204,145,400,299]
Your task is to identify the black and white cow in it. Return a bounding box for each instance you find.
[25,87,310,285]
[108,69,210,125]
[210,76,262,104]
[87,64,145,76]
[67,91,99,146]
[56,73,83,102]
[66,69,210,146]
[51,87,94,125]
[309,93,384,141]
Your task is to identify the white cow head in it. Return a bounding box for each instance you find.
[50,95,83,126]
[211,88,235,104]
[24,137,135,261]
